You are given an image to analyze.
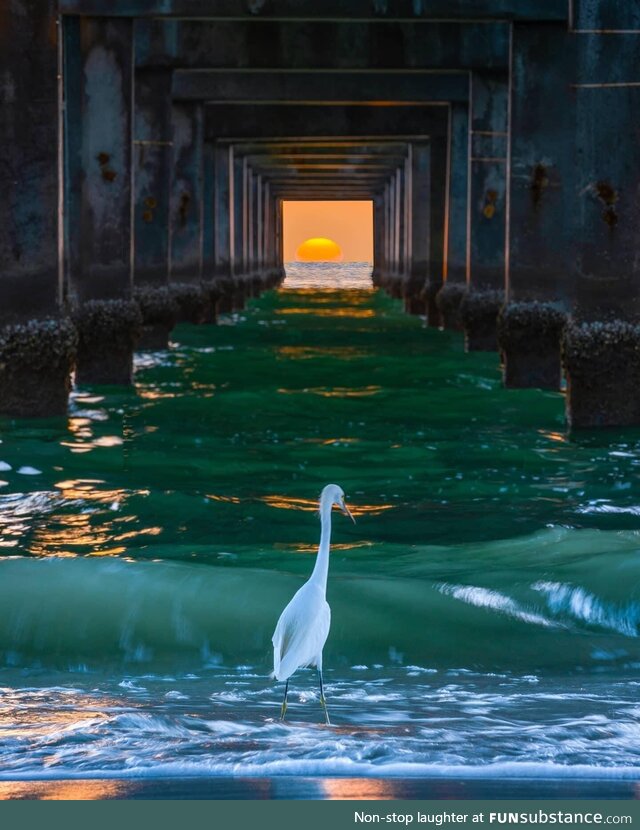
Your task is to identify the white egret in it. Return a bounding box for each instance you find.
[272,483,355,725]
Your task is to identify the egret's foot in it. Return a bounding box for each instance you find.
[320,695,331,726]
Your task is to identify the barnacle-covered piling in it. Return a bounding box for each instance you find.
[498,302,566,389]
[0,319,77,417]
[74,300,142,386]
[563,321,640,429]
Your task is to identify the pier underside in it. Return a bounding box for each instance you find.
[1,1,639,428]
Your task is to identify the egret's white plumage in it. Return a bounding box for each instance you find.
[272,483,354,723]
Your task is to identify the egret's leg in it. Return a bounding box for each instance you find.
[280,679,289,721]
[318,669,331,726]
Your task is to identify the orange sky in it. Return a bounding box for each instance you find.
[282,200,373,262]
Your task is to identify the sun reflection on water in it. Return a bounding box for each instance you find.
[278,386,382,398]
[275,346,370,360]
[275,307,376,318]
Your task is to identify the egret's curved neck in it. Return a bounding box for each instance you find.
[310,497,332,591]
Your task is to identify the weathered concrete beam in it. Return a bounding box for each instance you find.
[136,19,509,70]
[572,0,640,31]
[271,192,382,199]
[244,152,407,162]
[60,0,568,22]
[232,141,411,154]
[268,177,384,186]
[173,69,469,104]
[249,163,397,175]
[205,104,448,140]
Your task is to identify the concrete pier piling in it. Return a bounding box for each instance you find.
[1,1,639,427]
[499,23,574,390]
[463,71,508,352]
[64,15,139,385]
[0,1,75,416]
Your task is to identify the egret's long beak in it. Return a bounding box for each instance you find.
[340,500,356,523]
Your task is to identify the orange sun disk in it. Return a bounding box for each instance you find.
[296,237,343,262]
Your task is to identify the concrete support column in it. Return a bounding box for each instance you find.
[170,103,203,284]
[0,0,75,416]
[202,142,215,282]
[499,23,574,390]
[133,68,171,288]
[193,140,219,322]
[395,167,404,280]
[386,174,402,298]
[564,29,640,428]
[380,182,391,290]
[247,171,261,293]
[212,142,235,312]
[253,174,264,289]
[64,16,140,385]
[437,103,469,331]
[274,197,284,282]
[425,136,449,327]
[262,182,275,286]
[230,149,246,308]
[384,180,396,293]
[404,142,430,318]
[462,71,508,351]
[372,194,385,287]
[269,188,283,285]
[133,68,180,347]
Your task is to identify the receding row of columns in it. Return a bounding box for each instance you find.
[1,3,640,430]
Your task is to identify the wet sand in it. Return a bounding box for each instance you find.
[1,776,638,801]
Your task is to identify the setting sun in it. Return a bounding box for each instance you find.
[296,237,343,262]
[283,201,373,262]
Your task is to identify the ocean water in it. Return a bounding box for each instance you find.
[2,262,640,794]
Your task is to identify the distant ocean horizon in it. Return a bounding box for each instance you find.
[283,261,373,289]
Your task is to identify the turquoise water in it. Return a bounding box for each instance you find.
[2,263,640,785]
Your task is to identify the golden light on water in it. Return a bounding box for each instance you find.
[320,778,401,800]
[261,495,393,517]
[277,385,382,398]
[205,494,242,504]
[0,780,133,801]
[0,482,153,558]
[282,540,374,553]
[275,307,376,318]
[275,346,370,360]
